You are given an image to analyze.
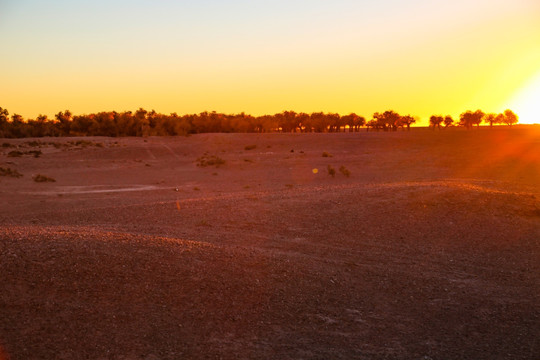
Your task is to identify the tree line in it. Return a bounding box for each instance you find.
[429,109,518,130]
[0,107,518,138]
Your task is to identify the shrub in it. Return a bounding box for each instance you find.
[26,141,42,147]
[7,150,23,157]
[322,152,332,157]
[339,166,351,177]
[327,165,336,177]
[2,143,16,148]
[244,144,257,150]
[7,150,42,157]
[0,167,23,178]
[28,150,42,158]
[33,174,56,182]
[196,154,226,167]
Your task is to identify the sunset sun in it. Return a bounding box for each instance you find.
[507,71,540,124]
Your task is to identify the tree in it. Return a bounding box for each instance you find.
[296,112,310,132]
[400,115,416,131]
[9,114,25,137]
[459,110,484,129]
[342,113,366,132]
[503,109,518,126]
[353,115,366,132]
[443,115,454,128]
[55,110,73,135]
[429,115,444,130]
[309,112,327,133]
[278,111,298,132]
[366,119,378,132]
[0,107,9,137]
[373,110,401,131]
[0,107,8,124]
[134,108,149,136]
[483,113,498,127]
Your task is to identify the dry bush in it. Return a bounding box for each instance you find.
[7,150,23,157]
[196,154,226,167]
[0,167,23,178]
[339,166,351,177]
[322,152,332,157]
[7,150,41,158]
[33,174,56,183]
[327,165,336,177]
[244,144,257,150]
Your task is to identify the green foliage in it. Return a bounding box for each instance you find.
[0,167,23,178]
[33,174,56,182]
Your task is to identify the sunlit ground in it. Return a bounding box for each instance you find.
[507,71,540,124]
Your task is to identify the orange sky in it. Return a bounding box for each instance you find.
[1,0,539,125]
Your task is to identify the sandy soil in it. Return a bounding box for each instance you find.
[1,127,539,359]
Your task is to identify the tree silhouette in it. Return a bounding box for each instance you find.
[55,110,73,136]
[400,115,416,131]
[0,106,521,138]
[429,115,444,130]
[484,113,498,127]
[366,119,378,132]
[342,113,365,132]
[0,107,9,137]
[373,111,401,131]
[459,110,485,129]
[443,115,454,128]
[503,109,518,126]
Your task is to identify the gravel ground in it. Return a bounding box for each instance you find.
[1,128,539,359]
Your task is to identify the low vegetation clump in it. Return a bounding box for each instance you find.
[322,152,332,157]
[196,154,226,167]
[67,140,104,148]
[2,143,16,148]
[0,167,23,178]
[25,141,46,147]
[327,165,336,177]
[339,166,351,177]
[7,150,42,158]
[244,144,257,150]
[7,150,23,157]
[33,174,56,183]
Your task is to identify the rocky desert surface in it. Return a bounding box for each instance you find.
[1,127,539,359]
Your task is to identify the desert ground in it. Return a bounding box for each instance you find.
[1,127,539,359]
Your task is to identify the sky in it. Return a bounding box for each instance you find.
[1,0,540,125]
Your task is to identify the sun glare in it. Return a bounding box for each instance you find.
[507,71,540,124]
